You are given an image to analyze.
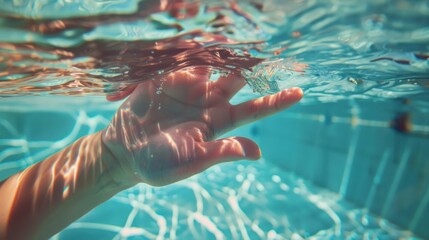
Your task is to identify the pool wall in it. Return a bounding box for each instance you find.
[257,99,429,238]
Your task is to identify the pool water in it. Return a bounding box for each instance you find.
[1,0,428,239]
[1,105,426,239]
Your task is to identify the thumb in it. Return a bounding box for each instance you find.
[197,137,262,166]
[164,137,261,184]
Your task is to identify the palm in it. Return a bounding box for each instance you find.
[103,67,303,186]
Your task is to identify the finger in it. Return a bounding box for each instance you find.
[231,87,303,126]
[196,137,261,165]
[213,71,247,99]
[173,137,260,181]
[106,84,137,101]
[151,137,260,186]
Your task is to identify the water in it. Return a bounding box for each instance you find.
[1,0,428,102]
[0,0,428,239]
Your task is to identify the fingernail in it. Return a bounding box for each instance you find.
[287,87,304,98]
[248,146,262,160]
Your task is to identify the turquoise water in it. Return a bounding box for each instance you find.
[0,0,428,239]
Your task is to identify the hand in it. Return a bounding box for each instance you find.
[102,67,303,186]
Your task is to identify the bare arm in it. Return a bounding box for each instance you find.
[0,132,129,239]
[0,68,303,239]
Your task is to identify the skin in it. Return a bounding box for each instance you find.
[0,67,303,239]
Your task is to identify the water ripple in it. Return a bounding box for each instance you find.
[0,0,428,107]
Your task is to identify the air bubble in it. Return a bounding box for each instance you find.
[272,175,281,183]
[156,87,162,94]
[280,183,290,191]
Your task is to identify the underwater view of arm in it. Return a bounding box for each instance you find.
[0,67,303,240]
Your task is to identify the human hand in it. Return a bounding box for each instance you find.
[102,67,303,186]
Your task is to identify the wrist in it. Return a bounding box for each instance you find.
[98,130,142,189]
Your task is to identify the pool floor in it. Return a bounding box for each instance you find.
[55,159,420,240]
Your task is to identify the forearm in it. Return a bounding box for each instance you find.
[0,131,132,240]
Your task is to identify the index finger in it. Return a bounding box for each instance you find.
[230,87,303,127]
